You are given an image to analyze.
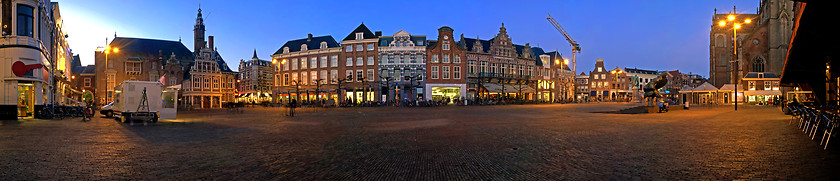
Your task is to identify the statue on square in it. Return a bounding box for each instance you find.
[643,74,668,106]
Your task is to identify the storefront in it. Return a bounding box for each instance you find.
[17,83,35,117]
[425,83,467,103]
[431,87,461,102]
[744,90,781,104]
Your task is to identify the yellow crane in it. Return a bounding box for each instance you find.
[546,13,580,74]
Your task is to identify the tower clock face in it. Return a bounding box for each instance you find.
[444,36,448,40]
[753,40,759,45]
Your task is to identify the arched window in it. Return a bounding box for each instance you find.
[752,57,765,72]
[780,14,789,40]
[715,35,725,47]
[718,53,728,66]
[283,47,289,53]
[301,44,308,51]
[320,42,327,49]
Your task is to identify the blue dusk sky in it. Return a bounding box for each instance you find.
[56,0,759,77]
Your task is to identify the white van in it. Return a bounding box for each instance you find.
[111,81,162,123]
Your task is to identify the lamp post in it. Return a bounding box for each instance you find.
[719,14,751,111]
[404,75,421,102]
[379,76,394,104]
[97,46,118,103]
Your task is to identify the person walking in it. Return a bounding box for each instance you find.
[289,99,297,117]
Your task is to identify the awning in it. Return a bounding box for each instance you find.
[167,84,182,89]
[779,1,840,104]
[743,90,782,96]
[482,83,535,93]
[58,93,85,106]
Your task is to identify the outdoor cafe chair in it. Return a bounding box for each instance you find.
[802,108,817,133]
[789,105,803,125]
[821,114,837,150]
[810,111,826,140]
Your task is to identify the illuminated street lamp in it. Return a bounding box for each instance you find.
[719,14,751,111]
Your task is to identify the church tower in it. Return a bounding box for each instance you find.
[194,7,206,54]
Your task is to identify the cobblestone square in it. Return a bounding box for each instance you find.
[2,103,839,180]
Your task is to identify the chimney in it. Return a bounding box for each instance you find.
[375,31,382,37]
[208,36,214,50]
[307,34,313,41]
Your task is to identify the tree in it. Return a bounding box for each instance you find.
[379,76,395,104]
[290,79,302,107]
[313,79,325,106]
[335,76,351,107]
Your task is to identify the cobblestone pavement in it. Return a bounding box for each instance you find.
[2,103,840,180]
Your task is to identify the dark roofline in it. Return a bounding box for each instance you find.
[274,35,340,55]
[343,23,378,41]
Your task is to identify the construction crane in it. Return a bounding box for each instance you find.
[546,13,580,74]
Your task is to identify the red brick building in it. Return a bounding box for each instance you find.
[424,26,467,102]
[339,24,381,104]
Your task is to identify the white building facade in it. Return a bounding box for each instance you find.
[377,30,426,102]
[1,0,73,119]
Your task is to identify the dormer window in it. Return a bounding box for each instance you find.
[283,47,289,53]
[356,32,364,40]
[301,44,308,51]
[320,42,327,49]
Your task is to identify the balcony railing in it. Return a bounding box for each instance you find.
[475,72,530,80]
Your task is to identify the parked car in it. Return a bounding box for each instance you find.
[101,102,114,118]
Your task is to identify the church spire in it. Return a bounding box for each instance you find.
[252,49,258,59]
[193,6,206,55]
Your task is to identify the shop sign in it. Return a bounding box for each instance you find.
[12,61,43,77]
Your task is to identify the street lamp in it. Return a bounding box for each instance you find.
[97,46,118,103]
[719,14,751,111]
